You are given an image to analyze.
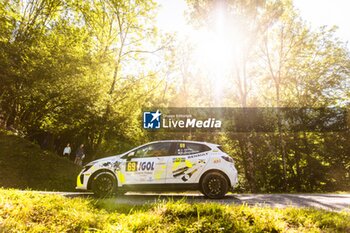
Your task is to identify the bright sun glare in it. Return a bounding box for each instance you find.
[156,0,350,105]
[157,0,245,104]
[193,26,242,102]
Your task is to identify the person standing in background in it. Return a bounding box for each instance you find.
[74,144,85,166]
[62,143,71,158]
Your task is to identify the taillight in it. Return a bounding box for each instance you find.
[221,156,234,163]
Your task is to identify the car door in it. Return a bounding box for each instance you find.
[121,142,172,185]
[166,142,210,184]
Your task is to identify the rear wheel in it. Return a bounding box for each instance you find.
[91,172,117,198]
[200,172,228,199]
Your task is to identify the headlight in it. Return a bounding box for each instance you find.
[81,165,92,173]
[85,161,98,167]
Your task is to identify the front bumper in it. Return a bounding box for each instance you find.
[76,173,85,190]
[76,171,91,190]
[76,164,98,190]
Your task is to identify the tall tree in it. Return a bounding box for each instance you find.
[259,1,349,190]
[186,0,283,192]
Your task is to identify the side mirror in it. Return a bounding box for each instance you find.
[127,151,135,160]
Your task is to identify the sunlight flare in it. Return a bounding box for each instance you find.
[192,8,245,104]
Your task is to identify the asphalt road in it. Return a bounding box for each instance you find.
[34,191,350,212]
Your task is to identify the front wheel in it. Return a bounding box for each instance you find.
[91,172,117,198]
[200,172,229,199]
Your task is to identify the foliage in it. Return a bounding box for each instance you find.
[0,0,169,160]
[181,0,350,192]
[1,189,350,232]
[0,0,349,193]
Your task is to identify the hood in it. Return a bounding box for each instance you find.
[85,154,122,166]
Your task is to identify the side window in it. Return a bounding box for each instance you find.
[175,143,211,155]
[134,142,172,158]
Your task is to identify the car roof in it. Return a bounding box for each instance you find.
[147,140,220,147]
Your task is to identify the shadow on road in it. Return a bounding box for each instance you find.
[62,192,350,211]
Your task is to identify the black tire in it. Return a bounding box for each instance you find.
[91,172,117,198]
[200,172,229,199]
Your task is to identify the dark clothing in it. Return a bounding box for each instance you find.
[76,148,85,158]
[75,147,85,166]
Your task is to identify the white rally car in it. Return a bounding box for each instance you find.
[76,140,238,198]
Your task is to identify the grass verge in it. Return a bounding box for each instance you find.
[1,188,349,232]
[0,132,81,191]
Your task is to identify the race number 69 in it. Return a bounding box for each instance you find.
[126,162,137,172]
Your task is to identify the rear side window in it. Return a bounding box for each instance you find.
[217,146,226,153]
[175,142,211,155]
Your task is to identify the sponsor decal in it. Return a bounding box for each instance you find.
[185,160,193,167]
[113,161,121,171]
[198,159,206,164]
[154,165,166,180]
[102,162,112,167]
[213,158,221,164]
[117,171,125,183]
[173,162,199,179]
[173,157,186,162]
[173,166,190,177]
[188,153,207,159]
[182,168,198,182]
[126,161,155,172]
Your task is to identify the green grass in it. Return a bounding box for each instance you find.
[1,189,349,232]
[0,131,81,191]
